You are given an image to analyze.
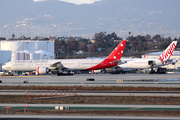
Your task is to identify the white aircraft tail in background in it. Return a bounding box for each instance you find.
[158,41,177,62]
[118,40,178,74]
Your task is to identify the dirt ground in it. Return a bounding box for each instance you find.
[1,109,180,116]
[1,86,180,116]
[0,95,180,105]
[0,86,180,91]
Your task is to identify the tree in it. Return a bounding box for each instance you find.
[12,34,15,39]
[66,37,79,51]
[0,37,6,40]
[145,34,151,40]
[152,34,162,42]
[136,42,148,52]
[88,44,96,53]
[26,37,31,40]
[79,42,87,51]
[136,35,146,43]
[176,38,180,48]
[152,34,161,40]
[34,36,39,40]
[158,42,167,50]
[54,39,68,56]
[78,38,89,44]
[94,32,113,48]
[94,32,106,47]
[124,41,130,52]
[128,31,131,36]
[132,40,139,52]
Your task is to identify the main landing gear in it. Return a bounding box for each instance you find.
[148,61,166,74]
[57,72,74,76]
[149,66,167,74]
[111,70,126,74]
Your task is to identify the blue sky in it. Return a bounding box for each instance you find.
[33,0,101,5]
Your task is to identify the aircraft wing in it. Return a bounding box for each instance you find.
[166,59,178,65]
[48,62,66,71]
[110,59,132,65]
[110,60,123,64]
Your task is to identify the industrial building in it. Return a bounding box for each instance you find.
[143,51,180,69]
[0,40,54,70]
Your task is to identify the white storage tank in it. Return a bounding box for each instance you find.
[35,50,54,60]
[11,52,17,61]
[15,50,38,60]
[35,41,46,51]
[22,41,35,51]
[1,40,54,52]
[0,40,54,61]
[1,41,24,52]
[0,51,11,65]
[48,41,54,55]
[12,51,26,60]
[32,53,41,60]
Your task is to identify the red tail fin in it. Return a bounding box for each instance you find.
[106,40,126,60]
[85,40,126,70]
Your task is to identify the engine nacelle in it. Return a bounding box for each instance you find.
[36,66,50,75]
[171,59,178,65]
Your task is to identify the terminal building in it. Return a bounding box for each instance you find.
[0,40,54,70]
[142,51,180,69]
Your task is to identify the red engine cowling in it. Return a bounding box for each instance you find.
[36,66,50,75]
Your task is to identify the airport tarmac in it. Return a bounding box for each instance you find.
[0,115,179,120]
[1,104,180,110]
[0,104,180,119]
[1,90,180,96]
[0,73,180,87]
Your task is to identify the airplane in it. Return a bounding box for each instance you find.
[116,40,178,74]
[2,40,127,76]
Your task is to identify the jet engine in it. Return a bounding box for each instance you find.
[36,66,50,75]
[171,59,178,65]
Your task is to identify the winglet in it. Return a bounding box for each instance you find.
[158,41,177,62]
[106,40,126,60]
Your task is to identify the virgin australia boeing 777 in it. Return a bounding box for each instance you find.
[2,40,126,75]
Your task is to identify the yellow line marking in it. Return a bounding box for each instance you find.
[117,80,123,82]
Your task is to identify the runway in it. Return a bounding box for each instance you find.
[1,104,180,110]
[1,90,180,96]
[0,73,180,119]
[0,104,180,120]
[0,73,180,87]
[0,115,180,120]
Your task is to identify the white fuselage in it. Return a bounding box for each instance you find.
[2,59,104,72]
[119,58,164,69]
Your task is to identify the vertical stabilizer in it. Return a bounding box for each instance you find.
[158,41,177,62]
[106,40,126,60]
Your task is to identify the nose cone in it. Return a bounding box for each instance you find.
[2,65,6,70]
[2,65,8,70]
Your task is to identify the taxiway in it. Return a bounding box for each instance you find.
[0,73,180,87]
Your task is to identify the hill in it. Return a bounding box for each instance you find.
[0,0,180,38]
